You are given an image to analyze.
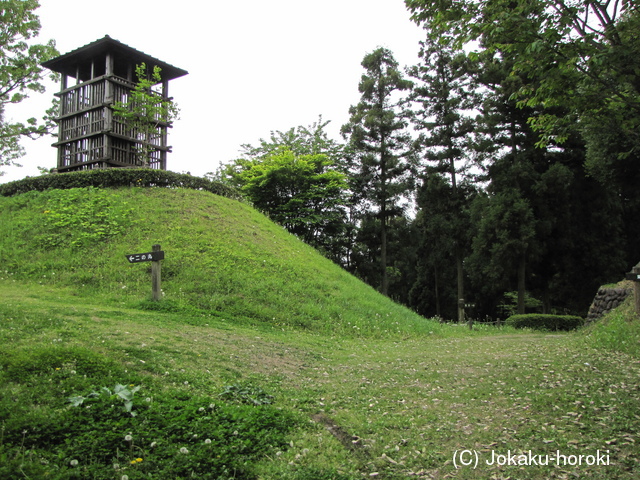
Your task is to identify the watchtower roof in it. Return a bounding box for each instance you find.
[42,35,188,82]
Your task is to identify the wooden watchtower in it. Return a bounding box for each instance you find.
[42,36,188,172]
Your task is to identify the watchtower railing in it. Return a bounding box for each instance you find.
[54,74,169,171]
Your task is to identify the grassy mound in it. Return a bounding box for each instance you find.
[582,295,640,356]
[1,186,640,478]
[0,186,437,337]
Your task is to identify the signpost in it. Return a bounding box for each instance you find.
[126,250,164,263]
[125,244,164,301]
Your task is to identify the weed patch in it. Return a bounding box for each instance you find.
[219,383,275,405]
[0,345,118,382]
[582,300,640,358]
[0,382,298,479]
[38,187,134,248]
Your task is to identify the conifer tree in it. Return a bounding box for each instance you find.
[341,48,413,296]
[408,37,477,323]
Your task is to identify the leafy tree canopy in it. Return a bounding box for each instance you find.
[212,118,350,258]
[0,0,58,173]
[405,0,640,162]
[112,63,180,167]
[231,149,350,257]
[238,115,343,160]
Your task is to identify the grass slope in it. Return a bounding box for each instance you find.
[1,282,639,479]
[0,186,439,337]
[1,186,639,479]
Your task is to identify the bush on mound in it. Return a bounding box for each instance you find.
[0,168,242,200]
[505,314,585,331]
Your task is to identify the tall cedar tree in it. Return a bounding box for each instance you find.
[472,51,627,316]
[406,0,640,267]
[410,173,460,319]
[470,52,542,315]
[407,37,476,323]
[341,48,413,296]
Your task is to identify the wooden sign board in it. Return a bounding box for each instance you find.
[125,251,165,263]
[125,244,164,302]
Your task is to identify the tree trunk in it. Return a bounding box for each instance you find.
[456,249,466,326]
[434,264,441,318]
[517,252,526,314]
[542,288,551,314]
[381,213,388,296]
[380,140,389,296]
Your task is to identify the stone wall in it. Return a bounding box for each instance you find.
[586,287,632,323]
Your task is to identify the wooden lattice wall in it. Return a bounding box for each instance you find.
[42,36,187,172]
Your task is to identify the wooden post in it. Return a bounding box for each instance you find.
[633,262,640,316]
[151,244,162,302]
[125,245,165,301]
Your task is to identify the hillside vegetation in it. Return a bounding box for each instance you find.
[1,186,639,479]
[0,186,442,338]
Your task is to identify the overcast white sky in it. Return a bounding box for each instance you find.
[1,0,425,182]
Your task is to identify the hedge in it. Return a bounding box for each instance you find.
[0,168,243,201]
[505,314,585,331]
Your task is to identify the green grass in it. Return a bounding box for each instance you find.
[1,186,639,479]
[581,299,640,357]
[0,187,448,338]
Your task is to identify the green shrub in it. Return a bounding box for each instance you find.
[0,384,297,479]
[0,168,242,201]
[505,314,585,331]
[37,186,134,247]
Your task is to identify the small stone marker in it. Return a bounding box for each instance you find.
[125,244,164,301]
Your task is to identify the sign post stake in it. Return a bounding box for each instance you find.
[125,245,165,302]
[151,244,162,302]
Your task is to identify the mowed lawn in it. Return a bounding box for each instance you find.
[1,281,638,479]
